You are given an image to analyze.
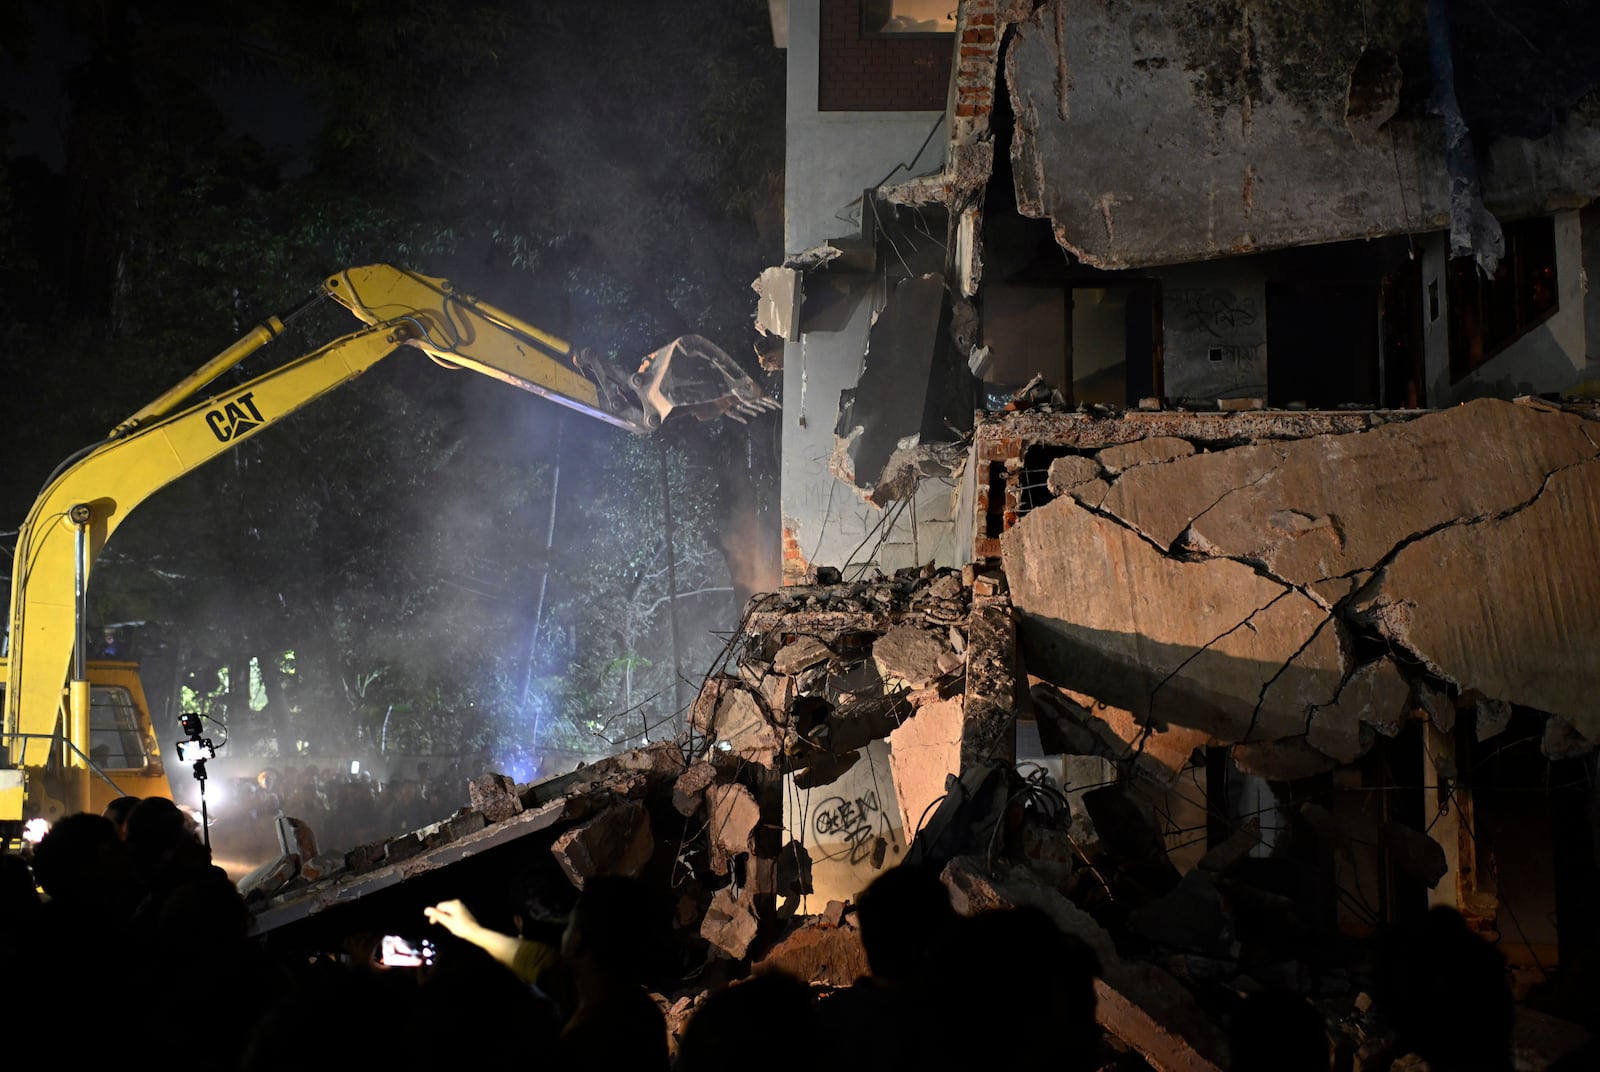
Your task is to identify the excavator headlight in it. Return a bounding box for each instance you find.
[22,817,49,845]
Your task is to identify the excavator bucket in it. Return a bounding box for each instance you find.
[628,335,780,428]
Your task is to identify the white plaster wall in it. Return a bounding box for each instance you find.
[1428,211,1593,404]
[779,274,964,575]
[780,0,966,575]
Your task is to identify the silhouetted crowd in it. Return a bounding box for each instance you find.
[201,760,482,860]
[0,802,1573,1072]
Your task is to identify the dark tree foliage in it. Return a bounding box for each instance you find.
[0,0,783,766]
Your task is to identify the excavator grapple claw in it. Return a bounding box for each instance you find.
[628,335,780,428]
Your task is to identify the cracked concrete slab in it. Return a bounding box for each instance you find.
[1306,656,1410,761]
[998,399,1600,762]
[1096,436,1196,475]
[1003,493,1346,744]
[1353,457,1600,741]
[1101,400,1600,584]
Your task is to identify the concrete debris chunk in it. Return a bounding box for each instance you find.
[689,674,739,736]
[550,799,654,889]
[926,571,963,601]
[752,265,802,341]
[299,852,346,883]
[753,918,868,987]
[701,883,761,959]
[1473,695,1513,742]
[703,688,782,769]
[1415,681,1456,734]
[1046,455,1104,495]
[871,624,951,690]
[384,833,424,864]
[1006,493,1345,746]
[773,635,834,675]
[757,671,795,724]
[420,809,487,848]
[468,773,525,824]
[1542,715,1594,760]
[707,783,762,874]
[672,760,719,816]
[611,741,689,778]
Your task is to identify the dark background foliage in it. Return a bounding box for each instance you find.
[0,0,784,775]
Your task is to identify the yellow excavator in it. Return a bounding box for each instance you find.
[1,264,776,842]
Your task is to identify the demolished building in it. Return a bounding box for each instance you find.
[756,0,1599,1065]
[238,4,1599,1069]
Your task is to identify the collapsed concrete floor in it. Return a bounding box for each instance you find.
[241,397,1599,1070]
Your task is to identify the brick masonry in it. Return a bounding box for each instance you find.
[818,0,953,112]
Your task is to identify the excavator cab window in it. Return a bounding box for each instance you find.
[89,686,150,771]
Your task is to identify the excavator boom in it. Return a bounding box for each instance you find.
[2,264,775,825]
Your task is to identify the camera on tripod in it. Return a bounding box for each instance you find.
[176,711,216,762]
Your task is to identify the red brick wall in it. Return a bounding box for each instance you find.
[817,0,952,112]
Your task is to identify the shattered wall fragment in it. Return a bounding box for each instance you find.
[1001,0,1600,269]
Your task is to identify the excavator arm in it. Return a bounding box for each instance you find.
[3,265,775,818]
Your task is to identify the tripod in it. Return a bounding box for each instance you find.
[177,711,217,852]
[191,753,212,851]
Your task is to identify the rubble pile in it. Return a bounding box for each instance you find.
[242,549,1595,1070]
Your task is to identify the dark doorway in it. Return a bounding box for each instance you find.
[1381,252,1428,407]
[1266,280,1381,408]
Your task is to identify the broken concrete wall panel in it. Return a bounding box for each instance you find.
[782,738,906,908]
[886,696,965,844]
[1096,436,1197,475]
[832,273,947,494]
[1004,494,1345,744]
[1004,0,1448,269]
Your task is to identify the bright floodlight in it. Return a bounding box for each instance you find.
[22,818,49,845]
